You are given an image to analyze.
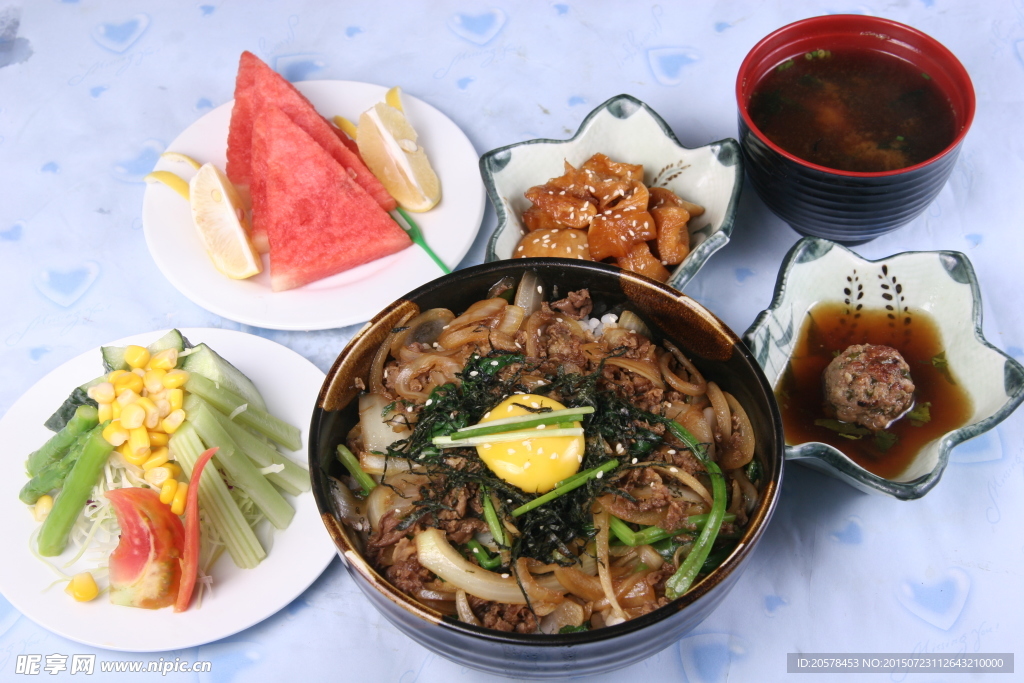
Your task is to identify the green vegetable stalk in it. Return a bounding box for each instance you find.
[26,404,98,477]
[37,424,113,557]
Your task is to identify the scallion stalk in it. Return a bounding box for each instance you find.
[336,444,377,496]
[511,459,619,518]
[481,486,506,547]
[450,407,594,440]
[433,427,584,448]
[464,539,502,570]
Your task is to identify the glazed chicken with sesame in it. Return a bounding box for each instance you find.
[513,154,704,283]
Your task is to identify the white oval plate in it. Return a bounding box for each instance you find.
[143,81,484,331]
[0,328,334,652]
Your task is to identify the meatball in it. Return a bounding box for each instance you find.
[822,344,915,431]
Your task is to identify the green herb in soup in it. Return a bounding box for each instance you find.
[749,49,957,173]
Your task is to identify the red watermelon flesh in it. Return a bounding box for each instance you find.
[225,51,396,221]
[251,105,412,292]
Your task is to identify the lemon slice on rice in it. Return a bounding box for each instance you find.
[355,89,440,213]
[189,163,262,279]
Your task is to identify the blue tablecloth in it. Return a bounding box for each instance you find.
[2,1,1021,681]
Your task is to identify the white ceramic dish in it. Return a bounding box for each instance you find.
[0,328,335,651]
[743,238,1024,499]
[142,81,484,331]
[480,94,742,291]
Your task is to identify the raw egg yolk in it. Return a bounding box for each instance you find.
[475,394,584,494]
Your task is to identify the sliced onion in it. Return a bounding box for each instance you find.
[660,341,707,396]
[678,408,714,461]
[514,270,544,316]
[366,472,425,531]
[444,298,507,332]
[359,393,411,453]
[706,381,731,440]
[553,565,605,601]
[389,308,455,357]
[617,310,652,338]
[539,599,586,634]
[733,464,760,513]
[653,465,713,507]
[604,357,665,390]
[594,509,627,622]
[393,353,463,402]
[371,308,418,394]
[455,589,482,626]
[359,451,423,476]
[515,557,565,604]
[497,305,526,335]
[523,310,551,358]
[719,392,755,470]
[328,476,368,532]
[636,544,664,571]
[415,528,527,604]
[596,493,666,526]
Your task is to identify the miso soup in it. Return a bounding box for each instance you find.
[749,49,958,173]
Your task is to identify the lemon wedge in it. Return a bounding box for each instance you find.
[385,86,404,112]
[356,94,441,213]
[188,163,262,279]
[332,115,359,141]
[144,171,190,201]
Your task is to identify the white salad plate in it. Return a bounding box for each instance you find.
[0,328,335,652]
[142,81,485,331]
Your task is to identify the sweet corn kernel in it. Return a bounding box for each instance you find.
[147,431,169,447]
[65,572,100,602]
[171,481,188,515]
[161,369,190,389]
[86,382,115,404]
[144,465,173,487]
[154,398,171,418]
[128,426,150,456]
[167,388,184,412]
[164,462,182,479]
[120,403,146,430]
[161,409,185,434]
[135,396,160,429]
[33,494,53,522]
[102,421,129,447]
[124,345,151,369]
[111,401,122,420]
[124,447,150,467]
[143,447,169,471]
[113,371,144,395]
[143,368,167,394]
[149,348,178,371]
[159,479,178,504]
[115,387,141,407]
[107,369,128,384]
[132,367,146,378]
[97,403,113,423]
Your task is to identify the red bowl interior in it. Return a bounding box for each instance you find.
[736,14,975,178]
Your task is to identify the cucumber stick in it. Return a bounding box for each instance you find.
[185,374,301,451]
[183,394,308,495]
[170,423,266,569]
[180,343,267,412]
[185,400,295,529]
[37,424,113,556]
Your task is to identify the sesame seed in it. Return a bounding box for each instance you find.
[483,444,492,449]
[406,406,413,412]
[425,399,433,406]
[501,573,510,579]
[518,245,524,252]
[550,453,557,459]
[506,500,513,504]
[615,443,625,454]
[670,467,679,473]
[661,260,668,265]
[537,285,543,293]
[472,547,480,553]
[469,370,479,377]
[614,214,621,219]
[537,447,544,454]
[532,238,540,244]
[507,405,514,413]
[566,247,571,253]
[536,424,546,429]
[523,461,531,469]
[667,449,676,454]
[508,448,515,454]
[484,411,491,418]
[530,402,539,408]
[559,191,565,195]
[631,457,638,464]
[577,454,583,463]
[596,471,604,479]
[556,317,563,322]
[491,360,499,366]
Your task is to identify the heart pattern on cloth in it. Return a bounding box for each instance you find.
[447,9,506,45]
[647,47,700,86]
[830,516,863,544]
[678,632,748,683]
[112,139,163,183]
[91,14,150,54]
[895,567,970,630]
[33,261,100,307]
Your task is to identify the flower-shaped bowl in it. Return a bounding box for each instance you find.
[480,94,742,291]
[743,237,1024,499]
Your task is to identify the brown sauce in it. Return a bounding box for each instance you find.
[748,49,957,172]
[776,302,972,479]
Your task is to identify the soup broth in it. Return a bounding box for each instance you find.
[749,49,957,173]
[776,302,972,479]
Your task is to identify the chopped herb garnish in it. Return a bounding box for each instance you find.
[907,402,932,427]
[814,418,871,439]
[777,59,795,72]
[928,351,956,385]
[873,430,899,452]
[559,624,590,634]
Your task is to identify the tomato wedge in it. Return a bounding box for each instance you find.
[105,487,185,609]
[175,447,218,612]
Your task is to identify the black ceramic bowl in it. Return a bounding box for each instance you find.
[736,15,975,243]
[309,259,784,678]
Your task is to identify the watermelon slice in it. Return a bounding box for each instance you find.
[251,105,412,292]
[225,51,396,214]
